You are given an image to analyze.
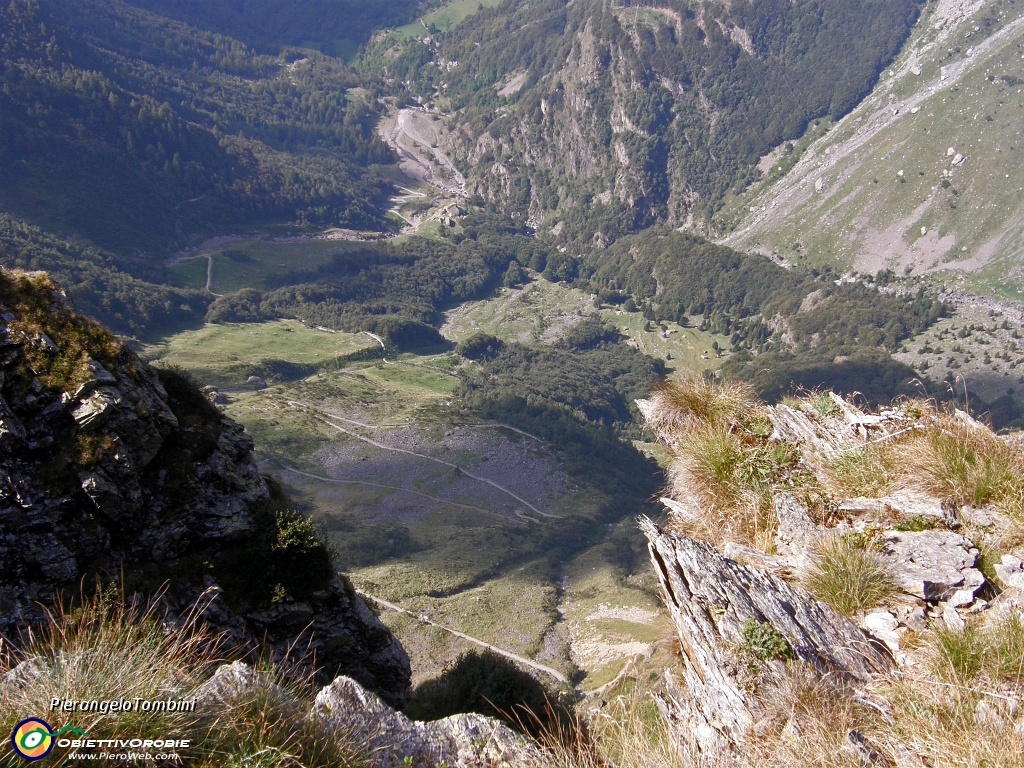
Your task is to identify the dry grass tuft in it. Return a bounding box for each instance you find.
[0,587,366,768]
[653,375,814,548]
[804,534,896,616]
[646,373,761,435]
[930,614,1024,686]
[533,677,687,768]
[822,441,905,498]
[750,662,886,768]
[899,414,1024,522]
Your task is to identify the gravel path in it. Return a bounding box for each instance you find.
[355,588,569,684]
[287,400,560,521]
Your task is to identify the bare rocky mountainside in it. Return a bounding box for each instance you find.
[0,269,410,707]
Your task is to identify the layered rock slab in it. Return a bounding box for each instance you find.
[641,517,894,759]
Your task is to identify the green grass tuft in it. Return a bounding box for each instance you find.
[805,535,896,616]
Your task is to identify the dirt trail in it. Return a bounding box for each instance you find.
[279,464,528,525]
[360,331,388,362]
[286,400,558,521]
[204,254,222,296]
[354,588,569,684]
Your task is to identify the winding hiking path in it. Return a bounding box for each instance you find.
[280,464,530,525]
[360,331,389,362]
[354,588,569,685]
[286,400,558,520]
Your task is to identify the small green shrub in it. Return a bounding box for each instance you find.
[741,619,794,662]
[894,516,938,532]
[811,391,841,418]
[216,504,334,610]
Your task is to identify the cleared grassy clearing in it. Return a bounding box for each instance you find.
[141,320,377,388]
[394,0,503,40]
[168,239,371,293]
[441,278,726,372]
[167,254,208,289]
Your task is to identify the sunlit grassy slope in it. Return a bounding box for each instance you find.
[141,320,377,388]
[720,0,1024,300]
[142,320,674,688]
[168,240,371,294]
[441,278,727,372]
[394,0,503,40]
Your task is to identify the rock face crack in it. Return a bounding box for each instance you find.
[640,516,894,760]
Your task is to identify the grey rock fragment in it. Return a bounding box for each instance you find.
[195,661,294,711]
[312,675,545,768]
[72,387,122,430]
[774,492,822,559]
[995,555,1024,590]
[877,529,984,603]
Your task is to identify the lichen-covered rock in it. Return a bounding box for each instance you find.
[839,490,960,529]
[877,529,984,603]
[774,492,822,561]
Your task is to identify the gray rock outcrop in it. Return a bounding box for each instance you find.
[0,270,410,707]
[314,676,547,768]
[641,517,894,761]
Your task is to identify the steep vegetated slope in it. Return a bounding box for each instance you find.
[577,228,951,405]
[721,0,1024,295]
[0,0,394,254]
[0,214,211,336]
[123,0,421,56]
[374,0,922,242]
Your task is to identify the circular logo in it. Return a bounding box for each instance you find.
[11,718,54,761]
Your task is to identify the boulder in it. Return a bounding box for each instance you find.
[995,555,1024,590]
[195,660,294,711]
